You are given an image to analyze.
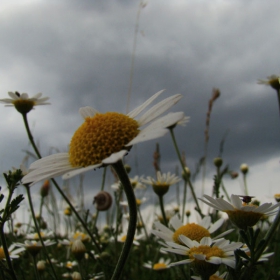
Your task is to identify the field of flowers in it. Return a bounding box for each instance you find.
[0,76,280,280]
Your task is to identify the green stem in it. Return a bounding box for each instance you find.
[111,160,137,280]
[137,206,148,239]
[255,209,280,260]
[21,112,101,253]
[0,223,18,280]
[32,255,40,280]
[93,167,107,229]
[24,185,58,280]
[169,128,203,218]
[158,195,168,226]
[182,180,187,224]
[243,174,248,196]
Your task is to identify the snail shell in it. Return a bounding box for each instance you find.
[93,191,112,211]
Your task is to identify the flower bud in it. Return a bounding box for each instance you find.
[124,164,131,174]
[240,164,249,174]
[71,240,86,261]
[213,157,223,168]
[93,191,112,211]
[182,167,191,181]
[40,180,50,197]
[72,272,82,280]
[37,260,46,272]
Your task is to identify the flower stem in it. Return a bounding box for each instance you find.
[182,180,187,224]
[24,185,58,280]
[111,160,137,280]
[169,128,203,218]
[158,195,168,226]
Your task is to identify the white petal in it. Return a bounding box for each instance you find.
[138,94,182,126]
[193,254,206,261]
[208,218,223,233]
[169,259,193,266]
[151,230,173,242]
[31,93,43,99]
[178,235,197,248]
[62,164,101,179]
[102,150,128,164]
[126,128,167,146]
[207,256,222,265]
[169,215,183,230]
[214,229,234,239]
[231,195,242,209]
[154,222,174,236]
[142,112,186,130]
[8,92,19,99]
[200,216,211,229]
[221,257,236,268]
[200,237,212,246]
[28,153,69,169]
[127,90,164,119]
[79,106,99,119]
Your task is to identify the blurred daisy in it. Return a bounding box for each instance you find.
[200,194,280,230]
[143,258,171,271]
[22,91,183,185]
[152,215,232,243]
[0,91,50,114]
[117,233,144,246]
[0,244,25,260]
[141,171,181,196]
[26,231,54,240]
[192,271,227,280]
[258,75,280,91]
[111,175,146,191]
[16,239,55,257]
[163,236,242,278]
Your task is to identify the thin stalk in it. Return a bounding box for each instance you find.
[93,167,107,229]
[169,128,203,217]
[137,206,148,239]
[158,195,168,226]
[0,223,18,280]
[24,185,58,280]
[111,160,137,280]
[181,180,187,224]
[32,255,40,280]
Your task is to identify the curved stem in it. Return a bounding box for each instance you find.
[111,160,137,280]
[169,128,203,217]
[158,195,168,226]
[24,185,58,280]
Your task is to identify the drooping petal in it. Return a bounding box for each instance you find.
[79,106,99,119]
[138,94,182,126]
[127,90,164,119]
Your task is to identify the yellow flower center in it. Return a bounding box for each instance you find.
[136,199,142,206]
[120,235,127,242]
[69,112,139,167]
[72,232,89,242]
[189,245,224,260]
[173,223,210,243]
[153,263,167,270]
[225,209,263,230]
[13,99,35,114]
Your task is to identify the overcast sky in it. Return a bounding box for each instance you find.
[0,0,280,218]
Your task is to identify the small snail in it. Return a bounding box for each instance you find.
[93,191,112,211]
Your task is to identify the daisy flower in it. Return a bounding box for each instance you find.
[0,91,50,114]
[16,239,55,257]
[200,194,280,230]
[22,91,184,185]
[258,75,280,91]
[117,233,144,246]
[26,230,54,240]
[163,236,242,278]
[152,215,232,244]
[143,257,171,271]
[141,171,181,196]
[0,244,25,260]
